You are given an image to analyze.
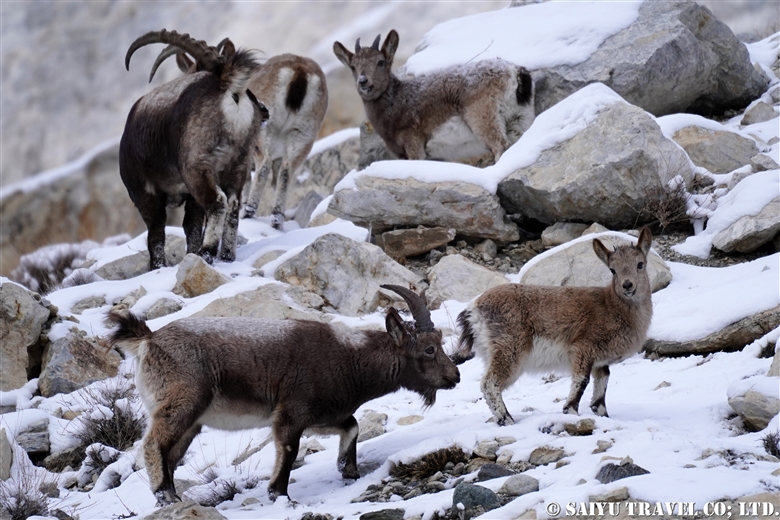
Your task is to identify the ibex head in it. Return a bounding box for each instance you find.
[593,227,653,303]
[333,30,400,101]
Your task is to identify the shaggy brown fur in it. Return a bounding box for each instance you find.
[452,228,654,425]
[390,447,468,481]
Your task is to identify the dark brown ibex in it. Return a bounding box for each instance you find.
[106,285,460,504]
[120,30,268,270]
[452,228,654,425]
[333,30,534,164]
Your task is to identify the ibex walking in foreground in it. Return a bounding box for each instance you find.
[452,228,654,425]
[333,30,534,164]
[106,285,459,504]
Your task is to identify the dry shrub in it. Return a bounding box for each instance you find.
[0,463,52,520]
[389,446,468,481]
[762,431,780,459]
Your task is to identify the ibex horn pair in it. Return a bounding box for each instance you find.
[354,34,381,53]
[381,284,434,332]
[126,29,226,82]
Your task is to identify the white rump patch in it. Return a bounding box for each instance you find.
[221,90,256,136]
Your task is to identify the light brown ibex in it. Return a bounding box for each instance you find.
[451,228,654,425]
[106,285,460,504]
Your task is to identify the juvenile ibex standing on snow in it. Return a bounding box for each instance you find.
[106,285,459,504]
[120,30,268,270]
[451,228,654,425]
[333,30,534,164]
[177,51,328,229]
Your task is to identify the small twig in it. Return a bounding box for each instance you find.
[465,40,494,65]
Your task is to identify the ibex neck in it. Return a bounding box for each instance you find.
[351,332,407,400]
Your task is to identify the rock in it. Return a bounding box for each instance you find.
[38,331,122,397]
[15,419,50,460]
[654,381,672,390]
[95,236,186,280]
[728,376,780,431]
[474,239,498,260]
[111,286,146,311]
[374,227,456,260]
[359,509,405,520]
[589,486,630,502]
[741,101,778,126]
[0,281,52,390]
[465,458,493,474]
[768,349,780,377]
[529,447,565,466]
[294,190,325,228]
[145,298,183,320]
[499,474,539,497]
[252,250,285,271]
[595,458,650,484]
[358,412,388,442]
[530,1,768,116]
[452,482,501,514]
[712,197,780,254]
[42,445,87,473]
[141,501,227,520]
[750,154,780,172]
[397,415,424,426]
[172,254,231,298]
[542,223,590,249]
[192,284,327,321]
[359,120,397,170]
[645,305,780,356]
[0,429,12,480]
[593,440,613,454]
[71,295,106,314]
[426,255,508,309]
[564,418,596,436]
[329,176,519,242]
[521,233,672,293]
[274,233,425,316]
[473,440,500,461]
[477,463,515,481]
[672,126,759,174]
[581,223,610,235]
[498,89,693,229]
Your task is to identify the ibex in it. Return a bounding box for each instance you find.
[333,30,534,164]
[451,228,654,425]
[120,30,268,270]
[176,51,328,230]
[106,285,459,504]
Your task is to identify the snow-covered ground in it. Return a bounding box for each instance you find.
[1,4,779,520]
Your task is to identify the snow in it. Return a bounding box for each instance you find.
[308,127,360,157]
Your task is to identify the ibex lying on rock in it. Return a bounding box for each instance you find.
[177,51,328,229]
[120,30,268,270]
[451,228,654,425]
[106,285,459,504]
[333,31,534,164]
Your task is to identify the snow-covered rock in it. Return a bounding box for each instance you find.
[672,125,759,174]
[426,254,507,310]
[39,330,122,397]
[711,197,780,254]
[94,236,186,281]
[541,222,590,249]
[172,254,231,299]
[727,374,780,431]
[741,101,778,126]
[191,284,328,322]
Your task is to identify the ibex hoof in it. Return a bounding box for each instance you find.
[242,205,257,219]
[562,406,579,415]
[271,213,284,230]
[218,250,236,263]
[154,489,181,506]
[497,415,515,427]
[341,468,360,480]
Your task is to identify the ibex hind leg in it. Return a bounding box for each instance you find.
[243,158,270,219]
[138,193,168,270]
[589,365,610,417]
[481,343,521,426]
[268,413,304,501]
[182,197,205,255]
[199,189,229,264]
[218,193,241,262]
[463,99,510,163]
[335,416,360,479]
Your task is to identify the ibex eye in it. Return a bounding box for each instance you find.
[378,60,385,67]
[350,65,355,72]
[425,346,435,355]
[609,268,616,275]
[637,262,644,269]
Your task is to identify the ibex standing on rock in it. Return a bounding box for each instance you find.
[452,228,654,425]
[333,30,534,164]
[106,285,459,504]
[120,30,268,270]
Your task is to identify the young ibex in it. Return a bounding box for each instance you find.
[333,31,534,164]
[177,51,328,229]
[451,228,654,425]
[120,30,268,270]
[106,285,459,504]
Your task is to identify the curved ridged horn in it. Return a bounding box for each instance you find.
[148,44,187,82]
[380,284,434,332]
[355,38,361,53]
[371,34,381,50]
[125,29,214,74]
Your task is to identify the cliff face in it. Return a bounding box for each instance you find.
[0,0,507,186]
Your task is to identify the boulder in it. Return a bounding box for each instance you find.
[71,295,106,314]
[452,482,501,514]
[192,284,328,322]
[712,197,780,254]
[358,120,397,170]
[564,418,596,436]
[542,222,590,249]
[374,227,456,260]
[38,330,122,397]
[528,446,565,466]
[728,375,780,431]
[520,233,672,293]
[473,440,500,461]
[426,254,508,309]
[357,412,388,442]
[0,429,12,481]
[95,236,186,281]
[645,305,780,356]
[293,191,324,228]
[142,501,227,520]
[531,1,768,116]
[145,298,184,320]
[595,458,649,484]
[768,349,780,377]
[329,176,519,242]
[359,510,405,520]
[0,281,52,390]
[498,99,693,229]
[15,419,50,460]
[274,233,425,316]
[741,101,778,126]
[476,463,514,481]
[172,254,231,298]
[750,154,780,172]
[499,474,539,497]
[672,126,759,174]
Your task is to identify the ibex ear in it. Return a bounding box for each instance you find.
[382,30,399,65]
[220,39,236,58]
[636,227,652,257]
[386,307,409,348]
[176,53,194,73]
[333,41,354,68]
[593,238,612,267]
